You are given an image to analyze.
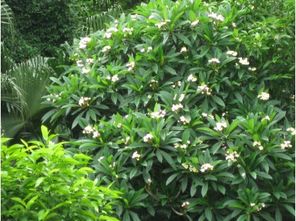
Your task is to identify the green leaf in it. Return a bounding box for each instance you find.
[201,182,208,197]
[166,173,178,185]
[41,125,49,140]
[35,177,45,188]
[212,95,225,107]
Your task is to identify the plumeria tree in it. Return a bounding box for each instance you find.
[43,0,294,220]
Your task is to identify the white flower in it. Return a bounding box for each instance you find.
[182,163,189,169]
[155,20,170,29]
[104,32,112,39]
[78,97,91,107]
[287,127,296,135]
[111,75,119,82]
[225,150,239,162]
[208,58,220,64]
[250,203,256,207]
[147,46,153,52]
[83,125,94,134]
[123,27,133,36]
[180,47,187,53]
[126,61,135,71]
[147,178,152,184]
[197,84,212,95]
[248,67,257,71]
[140,48,145,53]
[226,50,238,57]
[258,92,270,101]
[262,116,270,121]
[150,110,166,119]
[187,74,197,82]
[200,163,214,173]
[132,151,141,160]
[86,58,94,64]
[238,57,250,65]
[181,201,190,208]
[131,14,139,21]
[143,133,153,143]
[253,141,264,150]
[76,60,84,67]
[79,37,91,49]
[102,45,111,53]
[92,130,101,138]
[179,116,190,125]
[208,12,224,21]
[82,67,91,74]
[107,27,118,33]
[232,22,237,28]
[280,140,292,150]
[178,94,185,102]
[172,103,183,112]
[191,19,199,27]
[214,121,227,131]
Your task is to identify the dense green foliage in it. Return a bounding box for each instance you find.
[42,0,295,220]
[1,126,120,221]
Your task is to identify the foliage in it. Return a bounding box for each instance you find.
[43,0,294,220]
[1,126,121,221]
[4,0,76,60]
[1,56,54,138]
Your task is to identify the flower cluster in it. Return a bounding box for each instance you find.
[238,57,250,66]
[78,97,91,107]
[82,125,100,138]
[126,61,135,72]
[182,163,198,173]
[132,151,141,161]
[258,92,270,101]
[174,142,189,149]
[287,127,296,135]
[214,121,227,131]
[104,26,118,39]
[208,12,224,22]
[180,47,187,53]
[225,150,239,162]
[171,103,183,112]
[102,45,111,53]
[197,84,212,95]
[179,116,190,125]
[208,58,220,64]
[123,27,133,36]
[190,19,199,27]
[143,133,153,143]
[248,67,257,71]
[155,19,170,29]
[181,201,190,208]
[79,37,91,49]
[187,74,197,82]
[280,140,292,150]
[253,141,264,150]
[226,50,238,57]
[202,112,214,119]
[250,203,266,211]
[200,163,214,173]
[149,110,166,119]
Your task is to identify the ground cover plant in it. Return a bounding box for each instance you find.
[1,126,121,221]
[2,0,294,220]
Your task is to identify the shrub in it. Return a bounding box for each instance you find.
[1,126,120,221]
[43,0,294,220]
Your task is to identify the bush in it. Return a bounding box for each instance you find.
[1,126,120,221]
[43,0,294,220]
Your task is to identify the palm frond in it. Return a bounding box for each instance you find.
[83,4,123,34]
[1,55,53,137]
[1,0,14,32]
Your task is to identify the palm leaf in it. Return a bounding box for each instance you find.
[1,55,53,137]
[82,4,123,34]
